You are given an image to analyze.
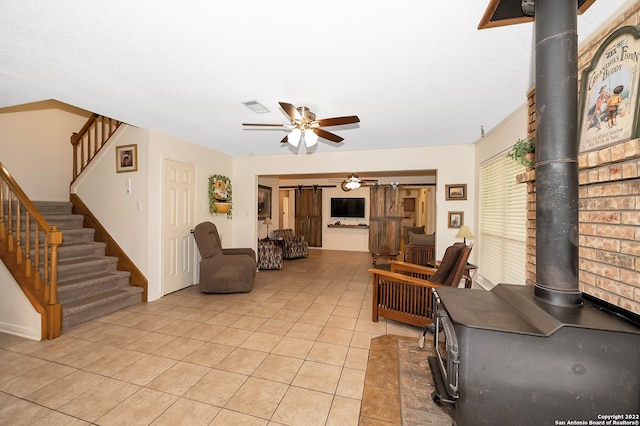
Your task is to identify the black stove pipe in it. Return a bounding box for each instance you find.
[533,0,583,307]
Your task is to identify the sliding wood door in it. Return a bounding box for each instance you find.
[369,185,402,254]
[295,188,322,247]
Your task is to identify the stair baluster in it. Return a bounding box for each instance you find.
[0,162,63,339]
[70,114,122,183]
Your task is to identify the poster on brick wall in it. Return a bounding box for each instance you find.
[579,26,640,153]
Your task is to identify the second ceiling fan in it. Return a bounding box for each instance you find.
[243,102,360,148]
[330,174,378,191]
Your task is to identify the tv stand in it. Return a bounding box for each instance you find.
[327,224,369,229]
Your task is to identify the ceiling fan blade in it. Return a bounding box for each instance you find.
[314,128,344,143]
[280,135,289,143]
[279,102,302,122]
[316,115,360,127]
[242,123,288,127]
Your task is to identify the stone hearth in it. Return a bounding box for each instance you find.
[360,334,453,425]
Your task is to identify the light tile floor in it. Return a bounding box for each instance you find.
[0,249,420,425]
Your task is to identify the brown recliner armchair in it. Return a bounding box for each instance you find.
[193,222,256,293]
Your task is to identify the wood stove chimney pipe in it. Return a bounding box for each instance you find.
[533,0,582,307]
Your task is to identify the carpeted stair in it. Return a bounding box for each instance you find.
[20,201,143,329]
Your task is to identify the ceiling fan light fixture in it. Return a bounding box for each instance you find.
[345,180,361,190]
[304,129,318,147]
[288,128,302,147]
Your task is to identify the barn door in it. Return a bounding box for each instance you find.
[369,185,402,254]
[295,187,322,247]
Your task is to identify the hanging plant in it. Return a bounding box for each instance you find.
[208,174,232,218]
[507,137,536,169]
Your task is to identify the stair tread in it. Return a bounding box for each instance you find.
[58,270,130,286]
[63,287,143,310]
[57,256,118,266]
[58,241,106,249]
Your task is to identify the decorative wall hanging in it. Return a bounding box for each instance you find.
[448,211,464,228]
[579,26,640,153]
[209,174,232,218]
[258,185,272,220]
[445,184,467,200]
[115,144,138,173]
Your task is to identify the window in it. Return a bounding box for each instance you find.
[477,153,527,288]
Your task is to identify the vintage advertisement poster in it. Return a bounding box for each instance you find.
[579,27,640,153]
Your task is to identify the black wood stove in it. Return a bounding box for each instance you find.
[430,285,640,425]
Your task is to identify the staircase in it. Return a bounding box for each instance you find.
[33,201,142,329]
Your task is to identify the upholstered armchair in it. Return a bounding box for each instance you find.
[272,229,309,259]
[193,222,256,293]
[370,243,472,327]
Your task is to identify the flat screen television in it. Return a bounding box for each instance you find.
[330,197,365,218]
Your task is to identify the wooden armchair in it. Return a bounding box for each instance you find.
[370,242,472,327]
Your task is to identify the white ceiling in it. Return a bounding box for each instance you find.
[0,1,632,157]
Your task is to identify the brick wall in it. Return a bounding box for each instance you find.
[518,4,640,314]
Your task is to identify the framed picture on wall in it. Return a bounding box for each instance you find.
[579,26,640,153]
[115,144,138,173]
[258,185,271,220]
[445,184,467,200]
[448,211,463,228]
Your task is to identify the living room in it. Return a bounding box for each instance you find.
[1,1,639,424]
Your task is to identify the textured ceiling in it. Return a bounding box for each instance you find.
[0,0,632,157]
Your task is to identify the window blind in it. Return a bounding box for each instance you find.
[478,154,527,288]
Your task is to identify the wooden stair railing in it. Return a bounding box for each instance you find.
[70,114,122,183]
[0,162,63,340]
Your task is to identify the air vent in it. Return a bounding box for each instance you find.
[242,100,270,114]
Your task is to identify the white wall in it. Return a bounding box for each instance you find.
[72,126,150,278]
[0,100,91,200]
[233,144,475,260]
[0,262,41,340]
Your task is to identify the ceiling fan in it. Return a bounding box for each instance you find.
[330,174,378,191]
[243,102,360,148]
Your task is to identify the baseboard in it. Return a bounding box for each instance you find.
[0,320,41,341]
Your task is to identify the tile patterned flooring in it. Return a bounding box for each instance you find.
[0,249,423,425]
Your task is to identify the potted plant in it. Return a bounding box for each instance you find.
[507,137,536,169]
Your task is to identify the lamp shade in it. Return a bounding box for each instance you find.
[263,218,273,226]
[304,129,318,147]
[287,128,301,147]
[455,225,474,240]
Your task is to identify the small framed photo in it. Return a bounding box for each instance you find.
[116,144,138,173]
[448,211,464,229]
[446,184,467,200]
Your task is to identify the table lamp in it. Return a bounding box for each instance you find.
[455,225,474,245]
[263,218,273,239]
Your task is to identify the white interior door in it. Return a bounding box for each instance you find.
[282,195,289,229]
[163,159,195,295]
